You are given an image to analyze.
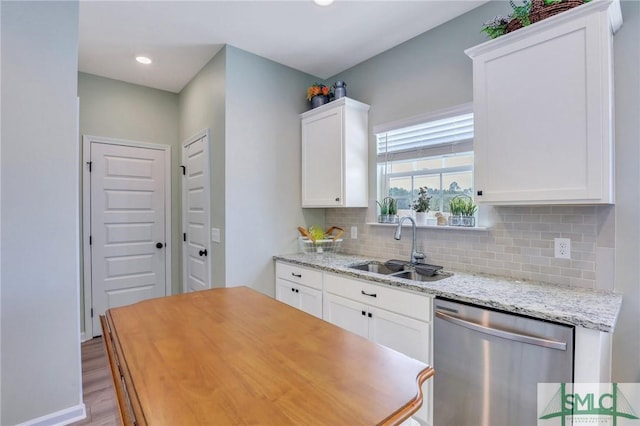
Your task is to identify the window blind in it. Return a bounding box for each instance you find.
[375,104,474,162]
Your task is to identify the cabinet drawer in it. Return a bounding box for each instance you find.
[324,273,431,322]
[276,262,323,290]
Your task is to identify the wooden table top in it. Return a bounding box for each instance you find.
[102,287,433,425]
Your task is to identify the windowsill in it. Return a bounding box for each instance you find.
[366,222,489,231]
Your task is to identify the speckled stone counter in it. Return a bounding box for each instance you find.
[273,253,622,332]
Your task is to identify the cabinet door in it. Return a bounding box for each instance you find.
[323,292,368,338]
[369,307,432,426]
[275,278,299,309]
[369,307,430,363]
[298,285,322,319]
[470,8,613,204]
[301,107,343,207]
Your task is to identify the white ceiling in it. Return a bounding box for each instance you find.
[79,1,488,93]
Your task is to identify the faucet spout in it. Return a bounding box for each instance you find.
[394,216,425,264]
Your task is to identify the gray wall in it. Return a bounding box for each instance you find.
[179,47,228,288]
[328,1,639,382]
[179,45,323,296]
[77,73,180,332]
[612,0,640,382]
[1,1,83,424]
[224,45,324,296]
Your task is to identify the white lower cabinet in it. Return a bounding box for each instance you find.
[323,292,369,338]
[369,306,430,363]
[275,278,322,319]
[275,262,323,319]
[323,291,429,362]
[323,273,433,426]
[274,262,434,425]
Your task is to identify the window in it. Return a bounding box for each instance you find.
[375,103,474,213]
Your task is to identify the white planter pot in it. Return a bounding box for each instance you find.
[415,212,428,225]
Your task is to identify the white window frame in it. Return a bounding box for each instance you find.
[375,103,475,214]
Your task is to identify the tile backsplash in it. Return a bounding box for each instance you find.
[325,205,615,290]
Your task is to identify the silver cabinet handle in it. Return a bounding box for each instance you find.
[435,311,567,351]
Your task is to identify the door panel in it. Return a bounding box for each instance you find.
[275,279,299,309]
[298,285,322,319]
[91,142,167,335]
[182,133,211,292]
[301,107,343,206]
[323,293,368,338]
[369,307,430,362]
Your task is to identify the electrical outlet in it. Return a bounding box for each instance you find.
[351,226,358,239]
[554,238,571,259]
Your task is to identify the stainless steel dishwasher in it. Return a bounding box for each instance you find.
[433,298,574,426]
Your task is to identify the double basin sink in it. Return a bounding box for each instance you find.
[349,260,452,282]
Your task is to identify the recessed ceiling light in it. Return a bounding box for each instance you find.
[136,56,152,65]
[313,0,334,6]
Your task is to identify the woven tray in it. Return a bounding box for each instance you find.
[505,0,587,34]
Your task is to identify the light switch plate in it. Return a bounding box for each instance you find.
[211,228,221,243]
[351,226,358,239]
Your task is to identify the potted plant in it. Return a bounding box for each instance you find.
[307,83,332,109]
[387,197,398,223]
[377,198,389,223]
[448,195,477,227]
[412,187,431,225]
[377,197,398,223]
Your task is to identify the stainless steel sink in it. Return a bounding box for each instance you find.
[393,269,453,282]
[349,260,453,282]
[349,261,405,275]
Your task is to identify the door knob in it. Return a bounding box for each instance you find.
[199,249,208,257]
[156,242,164,249]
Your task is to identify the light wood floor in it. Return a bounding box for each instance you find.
[72,337,119,425]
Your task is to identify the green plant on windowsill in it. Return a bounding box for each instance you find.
[388,197,398,216]
[377,197,398,223]
[449,195,477,227]
[411,187,431,213]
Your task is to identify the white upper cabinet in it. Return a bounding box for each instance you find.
[300,97,370,208]
[466,0,622,205]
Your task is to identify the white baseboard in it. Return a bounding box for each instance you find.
[15,403,86,426]
[80,331,87,342]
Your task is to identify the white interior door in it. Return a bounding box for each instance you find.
[182,131,211,292]
[90,142,167,334]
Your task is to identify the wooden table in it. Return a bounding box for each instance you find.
[101,287,433,425]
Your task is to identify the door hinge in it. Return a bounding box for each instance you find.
[180,165,186,175]
[91,308,94,318]
[86,161,92,172]
[89,235,92,245]
[183,232,187,242]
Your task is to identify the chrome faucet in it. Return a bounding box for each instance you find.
[394,216,425,265]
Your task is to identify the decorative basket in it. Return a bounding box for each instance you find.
[505,0,587,34]
[298,237,343,254]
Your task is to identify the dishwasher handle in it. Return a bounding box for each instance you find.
[435,310,567,351]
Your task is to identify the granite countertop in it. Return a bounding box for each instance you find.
[273,253,622,333]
